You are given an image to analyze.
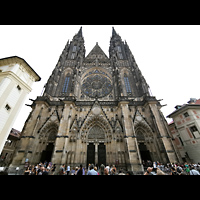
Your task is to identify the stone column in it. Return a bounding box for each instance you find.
[149,103,178,163]
[74,139,81,166]
[119,101,142,172]
[52,101,73,169]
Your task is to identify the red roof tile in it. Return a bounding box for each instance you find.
[195,99,200,105]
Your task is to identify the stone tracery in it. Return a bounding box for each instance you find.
[81,69,113,98]
[80,115,113,143]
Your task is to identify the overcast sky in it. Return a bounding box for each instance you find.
[1,25,200,131]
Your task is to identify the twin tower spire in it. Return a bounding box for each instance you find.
[66,26,134,61]
[75,26,117,39]
[44,26,150,100]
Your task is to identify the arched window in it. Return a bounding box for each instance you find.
[124,73,132,94]
[117,46,123,59]
[62,74,71,93]
[71,45,77,59]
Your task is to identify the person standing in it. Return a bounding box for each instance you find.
[24,167,30,175]
[51,164,56,175]
[77,164,83,175]
[59,164,65,175]
[99,164,105,175]
[66,165,70,175]
[94,166,99,175]
[87,164,98,175]
[189,166,200,175]
[104,167,109,175]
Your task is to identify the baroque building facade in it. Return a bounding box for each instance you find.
[9,27,180,173]
[167,98,200,163]
[0,56,40,155]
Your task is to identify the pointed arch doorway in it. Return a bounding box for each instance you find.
[86,125,106,168]
[136,128,153,163]
[138,143,152,162]
[40,126,57,163]
[41,143,55,163]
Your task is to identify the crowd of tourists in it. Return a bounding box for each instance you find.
[1,160,200,175]
[22,162,131,175]
[143,160,200,175]
[19,160,200,175]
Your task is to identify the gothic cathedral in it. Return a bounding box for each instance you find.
[9,27,181,173]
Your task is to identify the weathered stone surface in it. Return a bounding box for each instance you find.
[9,27,180,174]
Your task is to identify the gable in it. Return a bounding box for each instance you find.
[85,42,109,61]
[133,109,154,133]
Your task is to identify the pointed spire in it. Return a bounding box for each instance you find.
[112,27,117,37]
[110,27,122,41]
[77,26,82,37]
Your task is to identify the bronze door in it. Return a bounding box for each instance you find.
[98,143,106,166]
[87,143,95,168]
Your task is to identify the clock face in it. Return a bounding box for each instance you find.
[82,73,112,98]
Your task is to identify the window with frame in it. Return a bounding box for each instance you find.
[183,112,189,118]
[72,46,77,52]
[189,125,200,138]
[71,46,77,59]
[71,53,75,59]
[117,46,121,52]
[62,75,70,93]
[117,46,123,59]
[5,104,11,111]
[17,85,21,91]
[124,73,132,94]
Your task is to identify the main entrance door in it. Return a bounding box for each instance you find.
[87,143,95,168]
[98,143,106,166]
[138,143,152,162]
[86,143,106,168]
[40,143,54,163]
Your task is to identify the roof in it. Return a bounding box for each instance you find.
[195,99,200,105]
[167,98,200,118]
[85,42,109,60]
[0,56,41,82]
[10,128,21,138]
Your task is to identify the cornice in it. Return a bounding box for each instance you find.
[0,56,41,82]
[0,71,32,92]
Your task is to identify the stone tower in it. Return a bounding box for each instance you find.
[9,27,180,174]
[0,56,40,155]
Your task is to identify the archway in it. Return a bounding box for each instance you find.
[86,124,106,168]
[134,122,157,166]
[80,115,112,168]
[136,130,152,163]
[40,124,58,163]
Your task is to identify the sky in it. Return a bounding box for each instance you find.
[1,25,200,132]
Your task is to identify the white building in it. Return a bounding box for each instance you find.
[167,98,200,163]
[0,56,40,154]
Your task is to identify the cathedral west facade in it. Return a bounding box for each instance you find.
[9,27,181,173]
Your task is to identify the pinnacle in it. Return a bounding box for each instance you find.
[77,26,83,37]
[112,27,117,37]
